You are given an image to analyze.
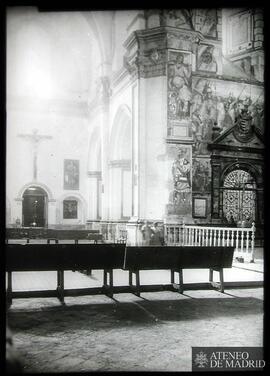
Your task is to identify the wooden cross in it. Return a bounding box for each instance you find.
[17,128,52,180]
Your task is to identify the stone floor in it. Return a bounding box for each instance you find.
[6,259,264,373]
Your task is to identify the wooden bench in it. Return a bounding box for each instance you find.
[6,244,234,306]
[45,229,103,244]
[5,229,103,244]
[123,246,234,295]
[6,243,126,306]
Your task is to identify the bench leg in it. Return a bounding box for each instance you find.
[135,271,140,297]
[171,270,175,284]
[219,269,224,293]
[7,272,12,307]
[57,271,65,304]
[210,268,225,293]
[103,270,113,298]
[103,269,108,287]
[178,269,183,294]
[209,268,213,282]
[129,271,133,287]
[109,269,113,298]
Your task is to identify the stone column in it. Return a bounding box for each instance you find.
[98,76,112,221]
[87,171,102,220]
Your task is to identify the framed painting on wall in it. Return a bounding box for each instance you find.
[193,197,207,218]
[64,159,79,190]
[63,200,78,219]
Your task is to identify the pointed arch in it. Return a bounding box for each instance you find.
[110,104,132,160]
[109,104,132,220]
[87,126,102,172]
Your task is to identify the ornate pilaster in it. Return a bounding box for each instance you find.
[211,161,222,219]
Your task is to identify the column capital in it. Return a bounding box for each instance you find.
[123,27,203,79]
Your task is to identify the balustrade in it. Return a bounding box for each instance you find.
[87,220,256,262]
[164,223,255,262]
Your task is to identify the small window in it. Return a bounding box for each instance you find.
[63,200,78,219]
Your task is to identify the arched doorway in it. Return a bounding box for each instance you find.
[222,169,257,223]
[22,186,48,227]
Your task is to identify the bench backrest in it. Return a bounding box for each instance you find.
[47,229,100,240]
[6,243,126,271]
[123,246,234,270]
[6,228,100,240]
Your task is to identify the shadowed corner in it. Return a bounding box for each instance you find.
[6,325,23,374]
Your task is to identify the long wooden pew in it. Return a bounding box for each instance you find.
[123,246,234,295]
[6,243,126,305]
[6,244,234,306]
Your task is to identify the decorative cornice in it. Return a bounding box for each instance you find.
[209,143,264,154]
[123,27,203,79]
[192,71,264,86]
[166,137,194,145]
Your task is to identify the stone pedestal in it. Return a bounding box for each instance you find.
[126,217,144,246]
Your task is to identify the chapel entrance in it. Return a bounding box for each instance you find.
[222,169,256,223]
[22,186,48,227]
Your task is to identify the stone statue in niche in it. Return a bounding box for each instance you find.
[192,159,211,193]
[171,148,191,206]
[167,146,192,216]
[197,45,217,72]
[168,53,192,119]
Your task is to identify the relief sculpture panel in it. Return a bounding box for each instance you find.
[167,50,193,138]
[190,78,264,155]
[166,145,192,216]
[192,158,211,193]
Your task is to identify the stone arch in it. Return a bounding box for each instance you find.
[110,104,132,160]
[109,105,132,220]
[17,181,54,201]
[87,126,102,172]
[221,161,259,187]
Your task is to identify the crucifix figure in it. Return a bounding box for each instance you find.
[17,128,53,180]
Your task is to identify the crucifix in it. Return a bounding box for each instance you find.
[17,128,53,180]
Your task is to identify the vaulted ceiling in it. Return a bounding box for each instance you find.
[6,8,116,104]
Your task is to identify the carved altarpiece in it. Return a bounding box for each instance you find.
[209,121,264,225]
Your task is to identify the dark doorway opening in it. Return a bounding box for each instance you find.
[22,187,48,227]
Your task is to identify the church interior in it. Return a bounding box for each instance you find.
[5,7,265,373]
